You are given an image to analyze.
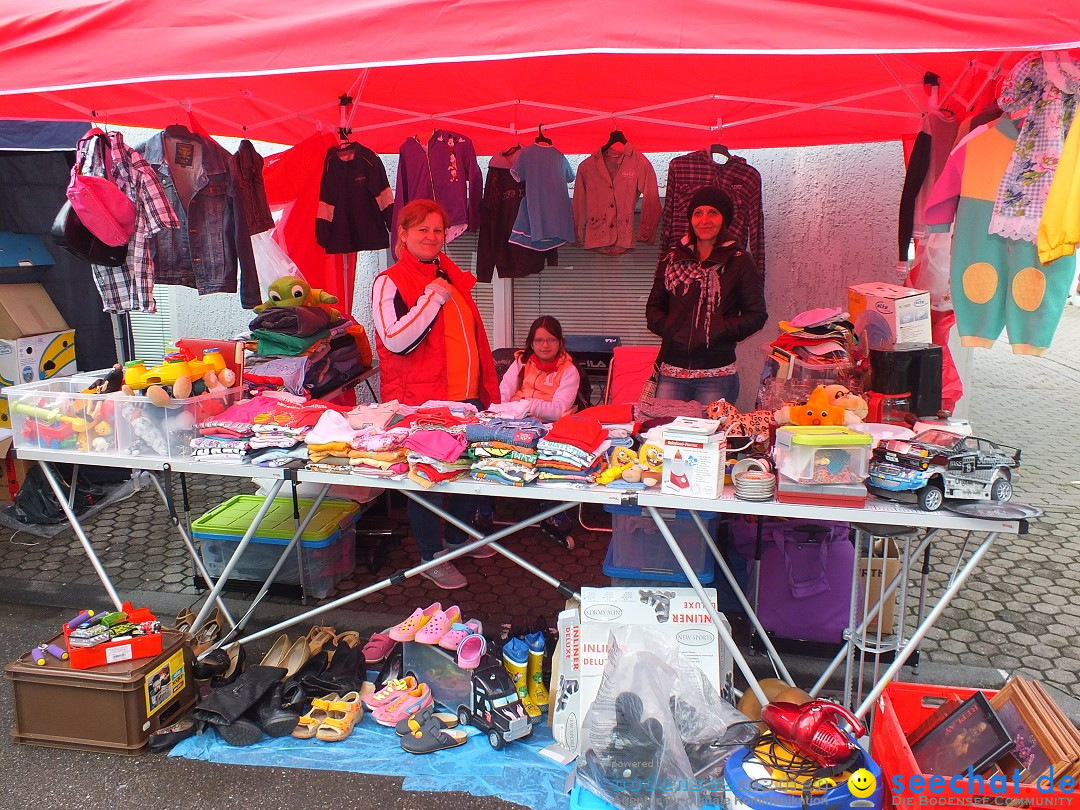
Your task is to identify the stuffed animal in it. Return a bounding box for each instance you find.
[706,399,774,449]
[253,275,341,321]
[775,385,847,427]
[822,384,868,422]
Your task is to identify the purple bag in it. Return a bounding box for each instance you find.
[66,130,135,248]
[731,517,856,644]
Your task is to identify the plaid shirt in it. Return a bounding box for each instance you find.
[84,131,179,313]
[658,150,765,276]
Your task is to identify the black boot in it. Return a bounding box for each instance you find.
[192,664,287,727]
[303,642,365,697]
[283,650,329,708]
[250,682,300,738]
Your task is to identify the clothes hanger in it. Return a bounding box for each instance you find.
[601,128,627,153]
[535,124,553,145]
[710,142,731,160]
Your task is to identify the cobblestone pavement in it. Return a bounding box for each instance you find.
[0,308,1077,700]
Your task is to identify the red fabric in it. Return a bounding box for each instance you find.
[375,251,499,408]
[576,403,635,424]
[261,132,354,308]
[0,3,1073,151]
[544,414,608,454]
[931,310,963,413]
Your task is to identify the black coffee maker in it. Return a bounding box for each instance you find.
[868,342,943,419]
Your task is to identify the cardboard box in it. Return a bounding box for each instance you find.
[661,417,726,499]
[577,587,732,745]
[859,538,902,634]
[848,281,931,349]
[0,329,77,428]
[546,604,582,761]
[0,284,74,430]
[0,283,69,340]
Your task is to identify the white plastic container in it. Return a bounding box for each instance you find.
[773,425,872,485]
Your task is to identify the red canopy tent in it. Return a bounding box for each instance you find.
[1,1,1078,152]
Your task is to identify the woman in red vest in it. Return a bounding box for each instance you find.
[372,199,499,590]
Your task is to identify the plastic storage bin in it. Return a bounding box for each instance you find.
[755,347,850,411]
[193,495,360,598]
[603,544,714,586]
[4,630,195,755]
[873,682,1075,807]
[773,425,872,485]
[4,370,241,459]
[605,504,715,575]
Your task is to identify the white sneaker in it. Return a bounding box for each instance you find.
[420,556,467,589]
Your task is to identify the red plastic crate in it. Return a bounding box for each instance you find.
[63,604,162,670]
[873,681,1076,806]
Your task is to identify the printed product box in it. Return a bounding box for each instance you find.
[661,417,726,499]
[545,605,582,762]
[848,281,931,349]
[577,586,732,742]
[0,330,77,429]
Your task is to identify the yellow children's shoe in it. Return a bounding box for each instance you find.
[524,631,550,710]
[503,637,542,722]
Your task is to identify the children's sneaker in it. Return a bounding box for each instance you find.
[372,683,434,726]
[361,676,418,711]
[419,556,467,590]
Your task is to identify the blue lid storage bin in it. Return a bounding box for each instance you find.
[192,496,360,598]
[603,544,715,587]
[603,504,716,576]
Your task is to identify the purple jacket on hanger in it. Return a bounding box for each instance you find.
[391,130,483,239]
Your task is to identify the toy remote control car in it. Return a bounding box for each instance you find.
[866,429,1020,511]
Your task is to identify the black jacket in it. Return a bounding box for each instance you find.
[646,237,767,369]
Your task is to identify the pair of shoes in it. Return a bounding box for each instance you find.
[148,715,200,753]
[193,664,290,746]
[362,676,417,711]
[173,607,196,634]
[414,605,462,644]
[372,682,433,726]
[361,631,396,665]
[399,706,467,753]
[305,625,337,655]
[438,618,482,652]
[393,704,459,736]
[250,682,301,738]
[502,637,544,723]
[419,554,468,589]
[388,603,441,642]
[193,644,247,688]
[301,633,366,698]
[294,691,363,742]
[191,608,226,657]
[259,635,311,679]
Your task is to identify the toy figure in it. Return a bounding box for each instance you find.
[252,275,341,321]
[774,386,849,427]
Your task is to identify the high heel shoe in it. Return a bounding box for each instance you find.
[281,636,311,680]
[259,635,291,669]
[305,625,337,656]
[173,607,196,634]
[191,608,226,657]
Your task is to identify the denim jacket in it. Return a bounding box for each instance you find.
[138,128,259,309]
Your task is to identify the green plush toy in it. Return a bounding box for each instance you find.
[253,275,341,320]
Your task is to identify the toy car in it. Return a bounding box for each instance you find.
[454,661,533,749]
[866,429,1020,511]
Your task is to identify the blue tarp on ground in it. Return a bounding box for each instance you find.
[171,717,572,810]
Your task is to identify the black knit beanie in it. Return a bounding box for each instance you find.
[686,186,734,229]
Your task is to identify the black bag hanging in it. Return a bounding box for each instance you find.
[51,200,129,266]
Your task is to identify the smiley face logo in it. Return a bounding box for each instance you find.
[848,768,876,798]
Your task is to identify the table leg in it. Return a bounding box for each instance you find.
[646,506,768,707]
[38,461,124,611]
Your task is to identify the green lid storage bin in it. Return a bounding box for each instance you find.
[192,496,360,598]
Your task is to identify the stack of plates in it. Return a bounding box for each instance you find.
[733,470,776,501]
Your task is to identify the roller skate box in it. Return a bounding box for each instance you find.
[4,629,195,755]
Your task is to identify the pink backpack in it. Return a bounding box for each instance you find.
[66,130,136,247]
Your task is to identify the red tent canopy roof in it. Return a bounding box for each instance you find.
[1,0,1078,151]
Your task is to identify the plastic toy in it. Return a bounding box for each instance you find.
[252,275,341,321]
[454,661,533,749]
[867,428,1021,511]
[123,346,227,392]
[21,417,77,449]
[29,642,69,666]
[775,385,848,427]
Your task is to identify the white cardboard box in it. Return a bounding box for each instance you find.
[577,586,732,743]
[546,605,582,761]
[661,417,726,499]
[848,281,931,349]
[0,329,77,429]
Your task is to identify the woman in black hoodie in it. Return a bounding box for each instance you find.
[646,186,767,406]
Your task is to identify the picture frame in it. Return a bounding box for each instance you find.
[989,680,1056,781]
[911,692,1014,777]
